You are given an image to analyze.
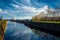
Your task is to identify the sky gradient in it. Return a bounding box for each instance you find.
[0,0,60,19]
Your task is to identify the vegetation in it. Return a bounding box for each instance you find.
[32,16,60,23]
[0,20,7,40]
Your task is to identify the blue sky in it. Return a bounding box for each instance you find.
[0,0,60,19]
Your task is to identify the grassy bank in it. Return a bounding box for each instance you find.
[32,20,60,23]
[0,20,8,40]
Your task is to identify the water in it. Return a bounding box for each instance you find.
[4,21,60,40]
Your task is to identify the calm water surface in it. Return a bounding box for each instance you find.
[4,21,60,40]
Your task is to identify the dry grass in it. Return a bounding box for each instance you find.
[0,20,8,40]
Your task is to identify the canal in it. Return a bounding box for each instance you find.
[4,21,60,40]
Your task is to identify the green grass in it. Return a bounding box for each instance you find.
[0,20,7,24]
[32,20,60,23]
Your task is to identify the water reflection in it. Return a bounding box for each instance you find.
[4,21,60,40]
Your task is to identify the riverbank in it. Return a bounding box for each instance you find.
[32,20,60,23]
[0,20,7,40]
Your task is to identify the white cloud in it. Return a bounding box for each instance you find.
[11,4,41,16]
[22,6,38,12]
[21,5,49,15]
[0,9,8,14]
[0,9,16,19]
[0,9,2,12]
[11,4,20,8]
[21,5,51,15]
[43,5,48,9]
[25,0,31,3]
[11,4,49,14]
[13,0,31,6]
[14,1,24,6]
[17,16,32,19]
[11,4,39,13]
